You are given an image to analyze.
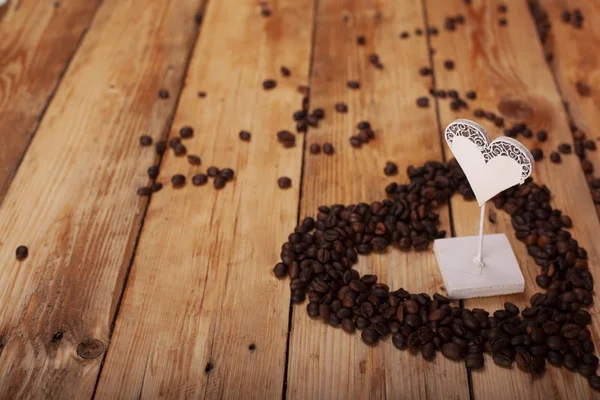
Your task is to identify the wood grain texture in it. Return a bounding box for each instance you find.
[538,0,600,211]
[426,0,600,398]
[0,0,101,204]
[94,0,315,398]
[286,1,470,399]
[0,0,202,398]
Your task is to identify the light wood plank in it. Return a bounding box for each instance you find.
[0,0,101,203]
[426,0,600,398]
[286,1,470,399]
[95,0,315,398]
[0,0,202,398]
[538,0,600,211]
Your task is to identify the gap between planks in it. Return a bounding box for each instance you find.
[89,1,210,398]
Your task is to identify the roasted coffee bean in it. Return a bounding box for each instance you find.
[465,353,484,369]
[280,66,291,77]
[273,263,288,277]
[361,329,379,345]
[558,143,572,154]
[207,166,220,177]
[384,162,398,176]
[335,103,348,113]
[443,60,455,70]
[139,135,153,146]
[493,352,513,367]
[441,342,463,360]
[239,130,251,141]
[347,80,360,89]
[531,149,543,161]
[174,143,187,156]
[422,342,436,360]
[15,245,29,260]
[465,91,476,100]
[537,130,548,142]
[577,81,592,97]
[180,126,194,138]
[504,302,519,316]
[147,166,159,179]
[498,18,507,26]
[341,318,355,333]
[151,182,163,192]
[307,302,319,317]
[155,141,167,155]
[416,97,429,108]
[192,174,208,186]
[310,143,321,154]
[214,176,226,189]
[392,332,407,350]
[158,89,169,99]
[550,152,561,163]
[187,155,201,165]
[323,143,335,155]
[137,187,152,196]
[219,168,234,181]
[263,79,277,90]
[419,67,431,76]
[171,174,185,187]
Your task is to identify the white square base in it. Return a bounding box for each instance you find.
[433,234,525,300]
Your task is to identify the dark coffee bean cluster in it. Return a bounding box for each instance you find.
[504,122,533,138]
[368,54,384,70]
[349,121,375,148]
[432,89,471,112]
[292,97,325,133]
[273,158,600,391]
[561,8,584,29]
[473,108,504,127]
[444,14,465,31]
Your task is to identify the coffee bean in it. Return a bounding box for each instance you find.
[558,143,572,154]
[561,11,571,23]
[537,130,548,142]
[148,166,159,179]
[531,148,543,161]
[441,342,463,360]
[273,262,288,277]
[174,143,187,156]
[192,173,208,186]
[443,60,454,70]
[498,18,507,26]
[335,103,348,113]
[498,4,507,12]
[392,332,406,350]
[465,353,484,369]
[151,182,163,192]
[180,126,194,138]
[15,245,29,260]
[171,174,185,187]
[310,143,321,154]
[361,328,379,345]
[419,67,431,76]
[465,91,476,100]
[400,31,410,39]
[422,342,436,360]
[357,35,366,45]
[323,143,334,155]
[220,168,234,181]
[416,97,429,108]
[198,91,207,98]
[139,135,153,146]
[137,187,152,196]
[504,302,519,316]
[263,79,277,90]
[347,81,360,89]
[415,28,423,36]
[589,375,600,391]
[158,89,169,99]
[280,66,291,77]
[313,108,325,119]
[577,81,591,97]
[550,152,561,163]
[474,109,484,118]
[584,139,596,150]
[207,166,220,177]
[187,155,201,165]
[384,162,398,176]
[155,141,167,155]
[214,176,226,189]
[278,177,292,189]
[239,130,251,141]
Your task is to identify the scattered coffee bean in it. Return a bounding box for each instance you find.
[192,173,208,186]
[335,103,348,113]
[155,141,167,155]
[443,60,455,70]
[180,126,194,139]
[347,81,360,89]
[537,131,548,142]
[416,97,429,108]
[158,89,169,99]
[498,4,507,12]
[194,11,203,24]
[220,168,234,181]
[263,79,277,90]
[137,187,152,196]
[207,166,220,177]
[474,109,484,118]
[576,82,591,97]
[419,67,431,76]
[400,31,409,39]
[498,18,507,26]
[198,91,207,98]
[531,149,543,161]
[280,66,291,77]
[415,28,423,36]
[550,152,561,163]
[310,143,321,154]
[169,137,181,148]
[187,155,201,165]
[357,35,366,45]
[558,143,572,154]
[139,135,153,146]
[174,143,187,156]
[278,177,292,189]
[323,143,334,155]
[384,161,398,176]
[151,182,163,192]
[260,8,271,17]
[239,130,251,141]
[466,91,476,100]
[148,166,159,179]
[171,174,186,187]
[214,176,226,189]
[16,245,28,260]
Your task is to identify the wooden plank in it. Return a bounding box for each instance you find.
[425,0,600,398]
[537,0,600,211]
[286,1,470,399]
[0,0,101,203]
[94,0,315,398]
[0,0,202,398]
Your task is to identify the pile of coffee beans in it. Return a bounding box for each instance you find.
[273,158,600,391]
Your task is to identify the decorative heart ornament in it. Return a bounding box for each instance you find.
[445,119,535,206]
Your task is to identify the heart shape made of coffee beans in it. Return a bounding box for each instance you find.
[273,159,600,391]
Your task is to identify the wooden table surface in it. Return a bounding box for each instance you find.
[1,0,600,398]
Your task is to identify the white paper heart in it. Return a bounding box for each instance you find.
[445,119,535,206]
